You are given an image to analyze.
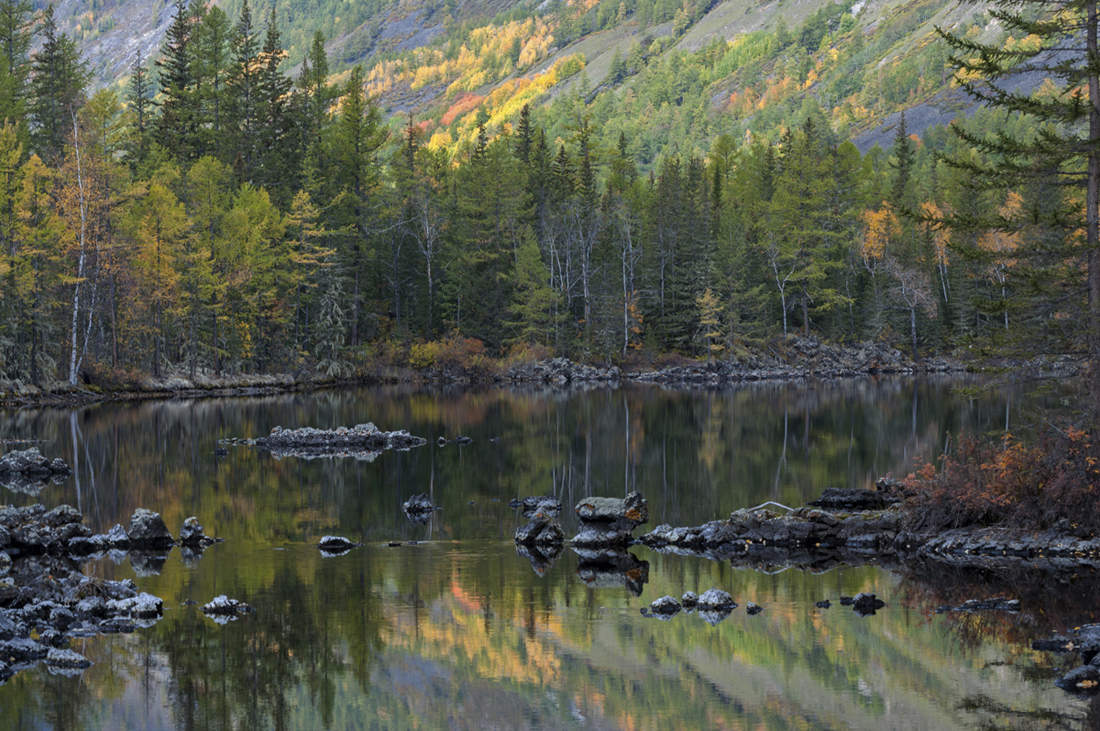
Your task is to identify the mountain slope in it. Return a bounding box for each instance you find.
[52,0,994,157]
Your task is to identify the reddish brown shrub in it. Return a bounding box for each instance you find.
[904,427,1100,534]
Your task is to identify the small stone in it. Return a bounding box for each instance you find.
[852,593,886,615]
[746,602,763,615]
[648,595,681,616]
[815,600,831,609]
[681,591,698,608]
[45,648,91,670]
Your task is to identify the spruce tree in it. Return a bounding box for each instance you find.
[0,0,32,142]
[938,0,1100,406]
[155,0,199,162]
[256,6,293,200]
[29,5,86,163]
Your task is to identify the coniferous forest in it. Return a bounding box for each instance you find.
[0,0,1093,390]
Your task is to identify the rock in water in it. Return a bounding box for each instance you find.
[202,595,253,623]
[0,448,71,479]
[318,536,358,556]
[126,509,174,549]
[572,492,648,547]
[402,494,436,523]
[247,423,427,460]
[746,602,764,615]
[45,648,91,673]
[852,592,886,615]
[510,496,562,519]
[696,588,736,611]
[179,517,216,548]
[681,591,698,609]
[648,595,681,619]
[514,519,564,547]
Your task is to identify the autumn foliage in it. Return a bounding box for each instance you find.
[904,427,1100,534]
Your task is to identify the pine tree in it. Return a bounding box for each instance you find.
[226,0,260,181]
[126,62,153,170]
[29,5,86,163]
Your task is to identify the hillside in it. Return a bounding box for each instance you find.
[49,0,994,159]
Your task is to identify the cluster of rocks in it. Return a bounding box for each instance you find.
[226,423,427,461]
[0,505,179,683]
[641,588,740,625]
[505,358,621,386]
[0,448,71,495]
[627,336,962,387]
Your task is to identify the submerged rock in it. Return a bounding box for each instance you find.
[126,509,174,549]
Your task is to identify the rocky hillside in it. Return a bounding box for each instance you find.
[51,0,996,158]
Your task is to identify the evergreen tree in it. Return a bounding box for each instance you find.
[255,6,294,201]
[155,0,200,162]
[938,0,1100,405]
[226,0,260,181]
[29,5,86,163]
[0,0,32,143]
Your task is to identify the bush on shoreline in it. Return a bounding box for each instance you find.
[904,427,1100,535]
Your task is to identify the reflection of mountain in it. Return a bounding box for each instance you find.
[0,545,1089,729]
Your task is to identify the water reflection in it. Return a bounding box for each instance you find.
[0,378,1089,729]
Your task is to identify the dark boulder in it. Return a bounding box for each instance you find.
[318,536,358,556]
[514,519,564,547]
[696,588,736,611]
[852,593,886,615]
[179,517,216,548]
[126,509,174,549]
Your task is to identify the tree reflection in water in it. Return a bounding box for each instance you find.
[0,378,1089,729]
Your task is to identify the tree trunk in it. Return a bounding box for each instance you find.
[910,305,919,361]
[68,111,87,386]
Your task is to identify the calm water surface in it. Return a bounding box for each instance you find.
[0,378,1092,730]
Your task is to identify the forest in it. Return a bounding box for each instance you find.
[0,0,1089,388]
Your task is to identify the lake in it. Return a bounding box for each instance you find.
[0,377,1094,730]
